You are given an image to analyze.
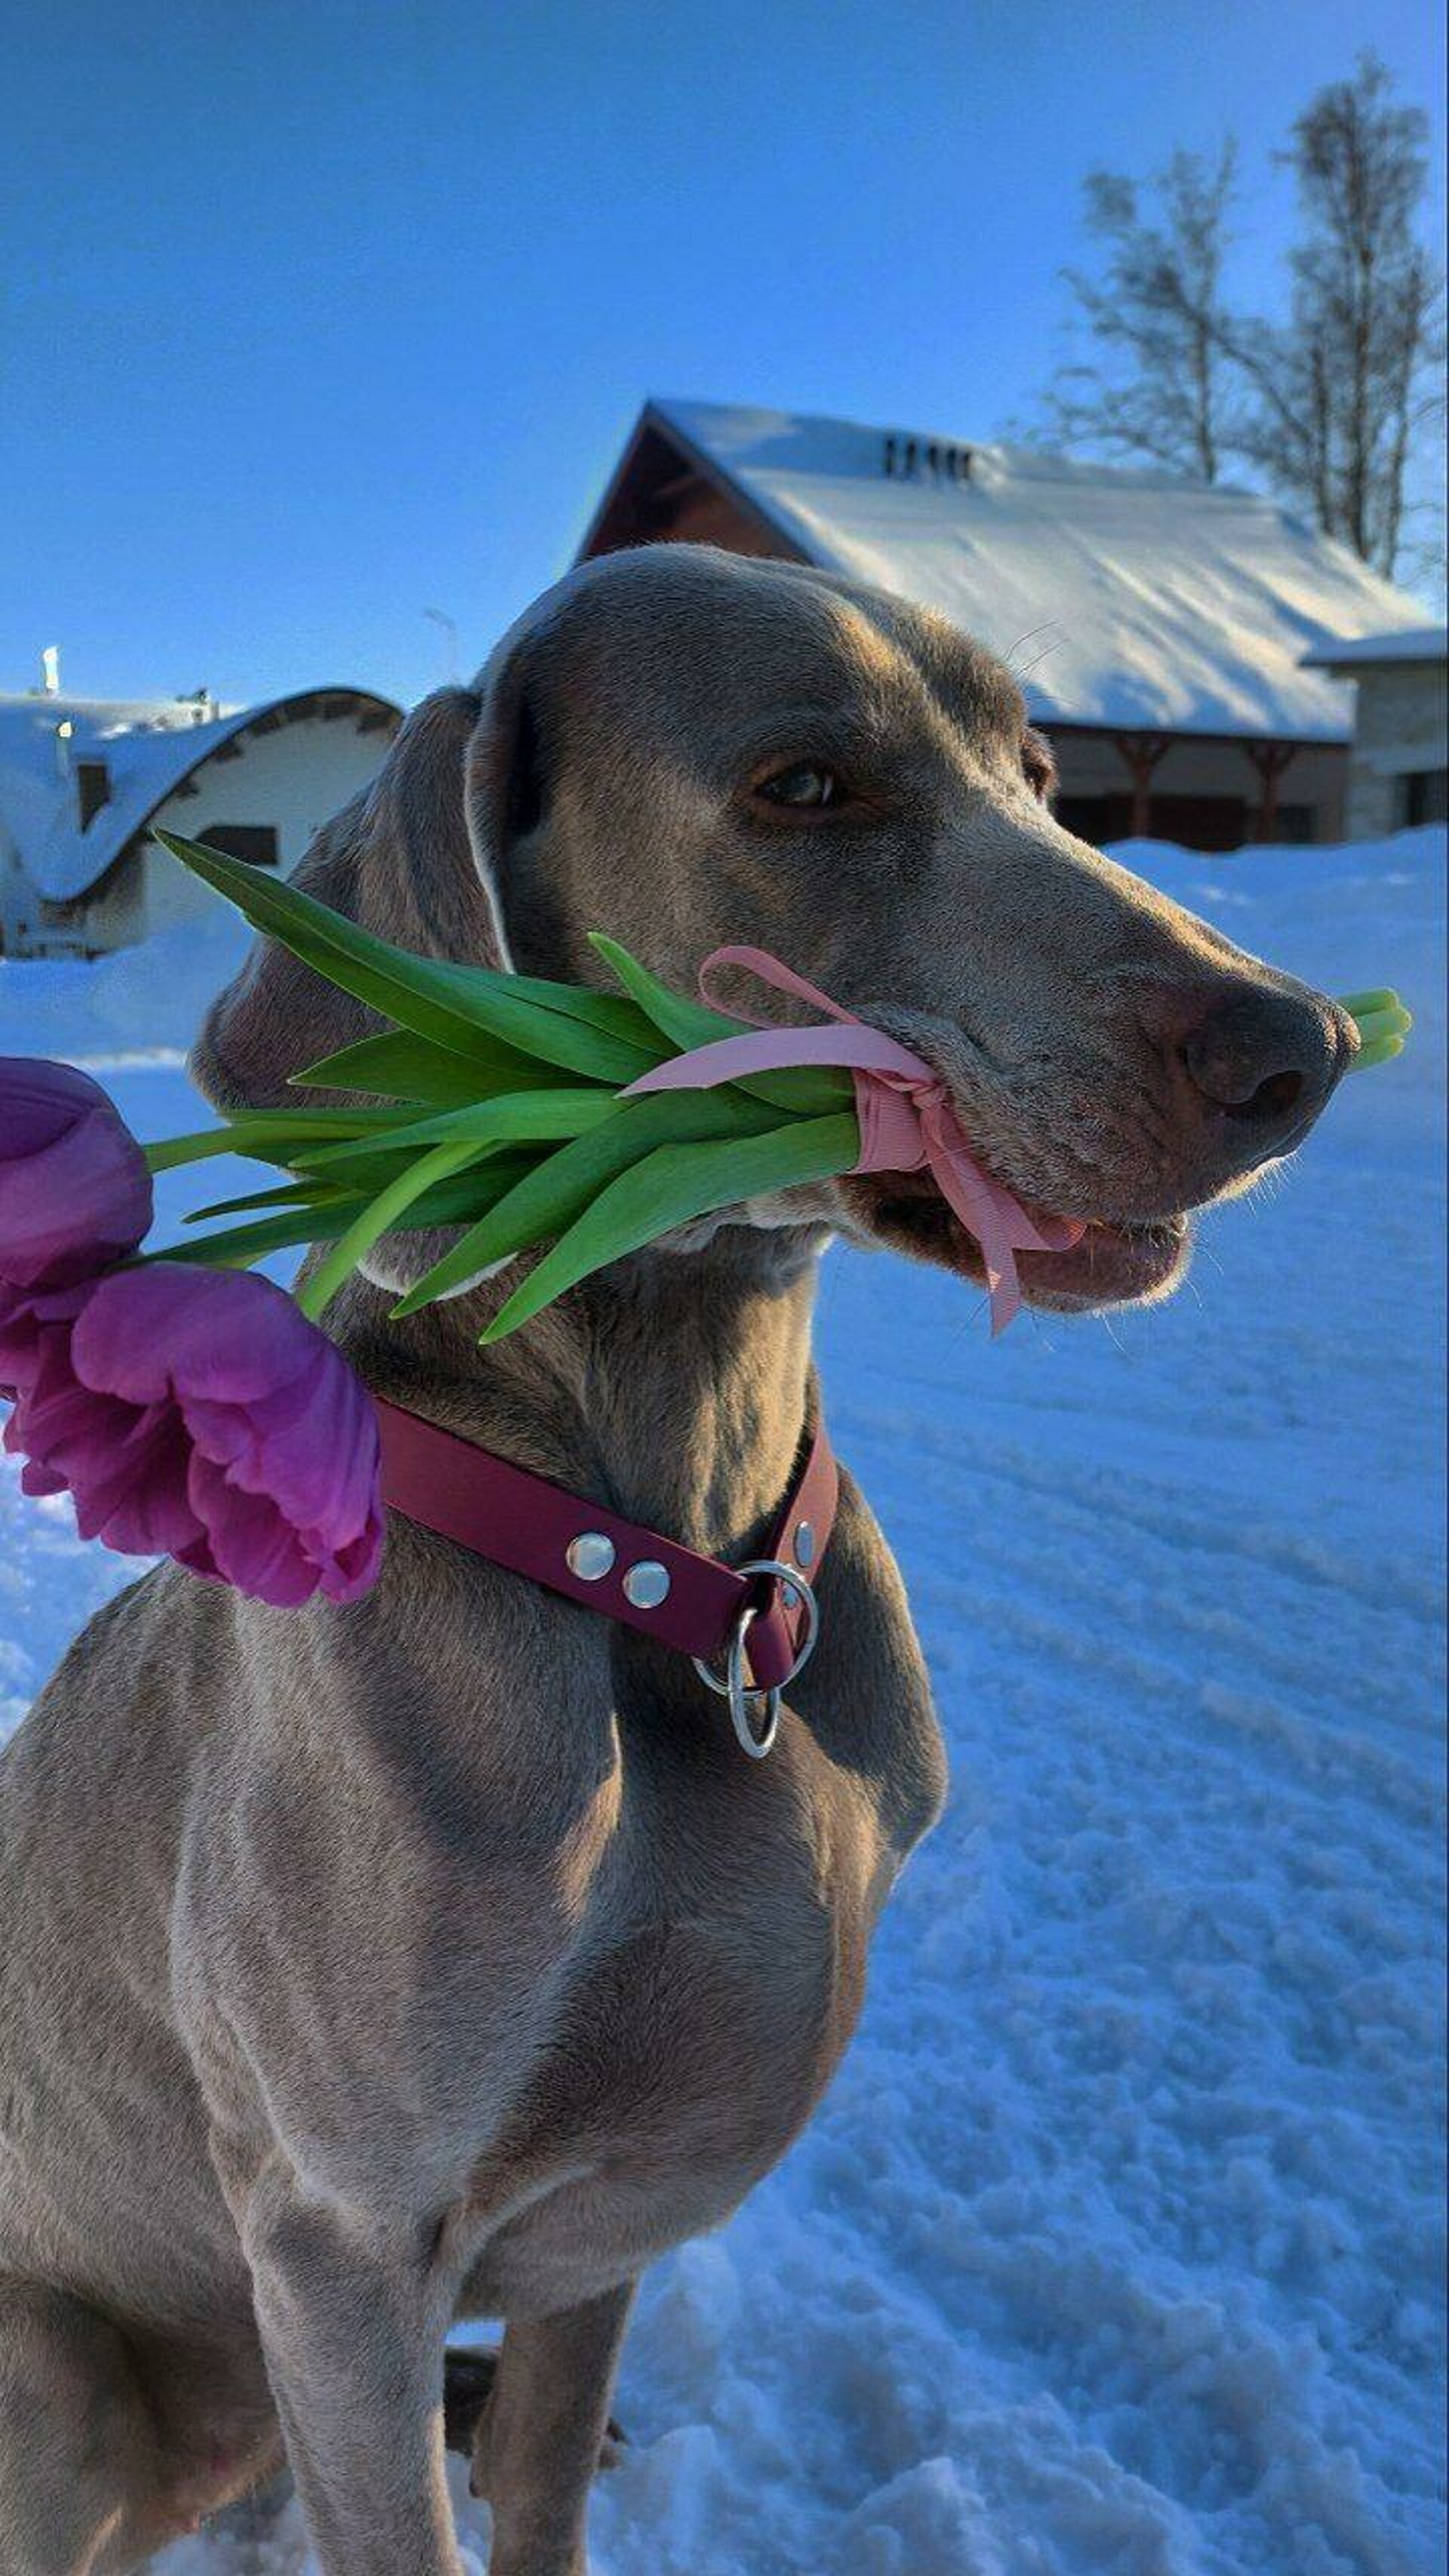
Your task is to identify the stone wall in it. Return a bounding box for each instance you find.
[1346,664,1448,839]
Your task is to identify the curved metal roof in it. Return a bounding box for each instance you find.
[0,687,401,903]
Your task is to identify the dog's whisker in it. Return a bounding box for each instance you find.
[1004,620,1066,679]
[1011,640,1066,685]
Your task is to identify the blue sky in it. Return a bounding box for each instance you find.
[5,0,1442,712]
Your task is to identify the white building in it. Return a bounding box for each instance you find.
[1300,629,1447,841]
[0,684,402,959]
[580,399,1429,850]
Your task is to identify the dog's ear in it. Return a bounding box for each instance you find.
[191,687,503,1113]
[468,627,549,886]
[464,614,582,983]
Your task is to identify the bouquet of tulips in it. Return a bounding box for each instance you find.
[0,829,924,1611]
[0,825,1412,1609]
[140,832,880,1344]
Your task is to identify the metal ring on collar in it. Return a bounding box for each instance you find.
[692,1560,820,1760]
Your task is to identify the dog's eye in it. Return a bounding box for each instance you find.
[755,763,839,810]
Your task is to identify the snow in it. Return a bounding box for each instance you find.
[1,829,1444,2576]
[651,399,1427,740]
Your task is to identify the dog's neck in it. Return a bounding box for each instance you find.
[341,1224,826,1561]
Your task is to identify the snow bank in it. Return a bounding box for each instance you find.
[0,897,251,1069]
[1,830,1443,2575]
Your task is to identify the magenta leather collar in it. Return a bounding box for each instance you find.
[375,1398,837,1756]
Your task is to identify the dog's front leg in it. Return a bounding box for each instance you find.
[478,2282,635,2576]
[240,2159,461,2576]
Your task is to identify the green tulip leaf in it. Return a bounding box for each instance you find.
[157,833,662,1081]
[144,1108,407,1173]
[296,1138,502,1319]
[590,932,855,1118]
[482,1109,860,1340]
[291,1087,621,1176]
[146,1165,532,1273]
[290,1026,565,1104]
[188,1177,363,1223]
[389,1085,801,1317]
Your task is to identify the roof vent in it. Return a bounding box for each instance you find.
[882,434,975,485]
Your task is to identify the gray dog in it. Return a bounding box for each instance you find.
[0,548,1352,2574]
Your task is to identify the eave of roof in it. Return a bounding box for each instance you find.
[1301,626,1448,671]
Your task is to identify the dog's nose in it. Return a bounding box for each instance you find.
[1180,984,1350,1156]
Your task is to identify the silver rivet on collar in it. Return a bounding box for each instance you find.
[623,1559,671,1610]
[794,1519,817,1568]
[566,1531,616,1582]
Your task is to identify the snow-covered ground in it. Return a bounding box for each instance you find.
[2,833,1444,2576]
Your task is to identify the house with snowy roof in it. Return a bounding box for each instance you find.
[1300,628,1447,842]
[578,399,1429,851]
[0,679,401,960]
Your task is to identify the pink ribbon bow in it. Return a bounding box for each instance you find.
[623,946,1085,1334]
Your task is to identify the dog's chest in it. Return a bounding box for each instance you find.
[455,1742,886,2316]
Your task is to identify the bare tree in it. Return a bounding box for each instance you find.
[1045,145,1239,485]
[1038,57,1445,583]
[1245,56,1446,575]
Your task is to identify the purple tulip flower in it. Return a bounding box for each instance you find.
[0,1263,384,1607]
[0,1057,155,1289]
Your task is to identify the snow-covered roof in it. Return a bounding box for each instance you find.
[0,687,401,902]
[1300,626,1447,671]
[615,399,1428,742]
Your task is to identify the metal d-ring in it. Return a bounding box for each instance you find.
[692,1560,820,1761]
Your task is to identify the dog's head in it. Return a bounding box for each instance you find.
[195,546,1355,1315]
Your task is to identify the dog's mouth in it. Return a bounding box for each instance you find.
[840,1168,1192,1313]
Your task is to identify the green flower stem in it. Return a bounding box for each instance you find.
[483,1110,860,1341]
[388,1088,807,1318]
[294,1139,492,1320]
[1337,989,1413,1071]
[291,1087,620,1175]
[144,1109,405,1173]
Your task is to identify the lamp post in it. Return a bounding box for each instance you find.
[423,608,460,685]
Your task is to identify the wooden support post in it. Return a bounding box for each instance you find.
[1112,734,1173,838]
[1244,740,1297,843]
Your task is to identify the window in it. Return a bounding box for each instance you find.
[197,823,281,868]
[1054,792,1251,853]
[75,760,111,829]
[1054,794,1133,847]
[1395,770,1448,829]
